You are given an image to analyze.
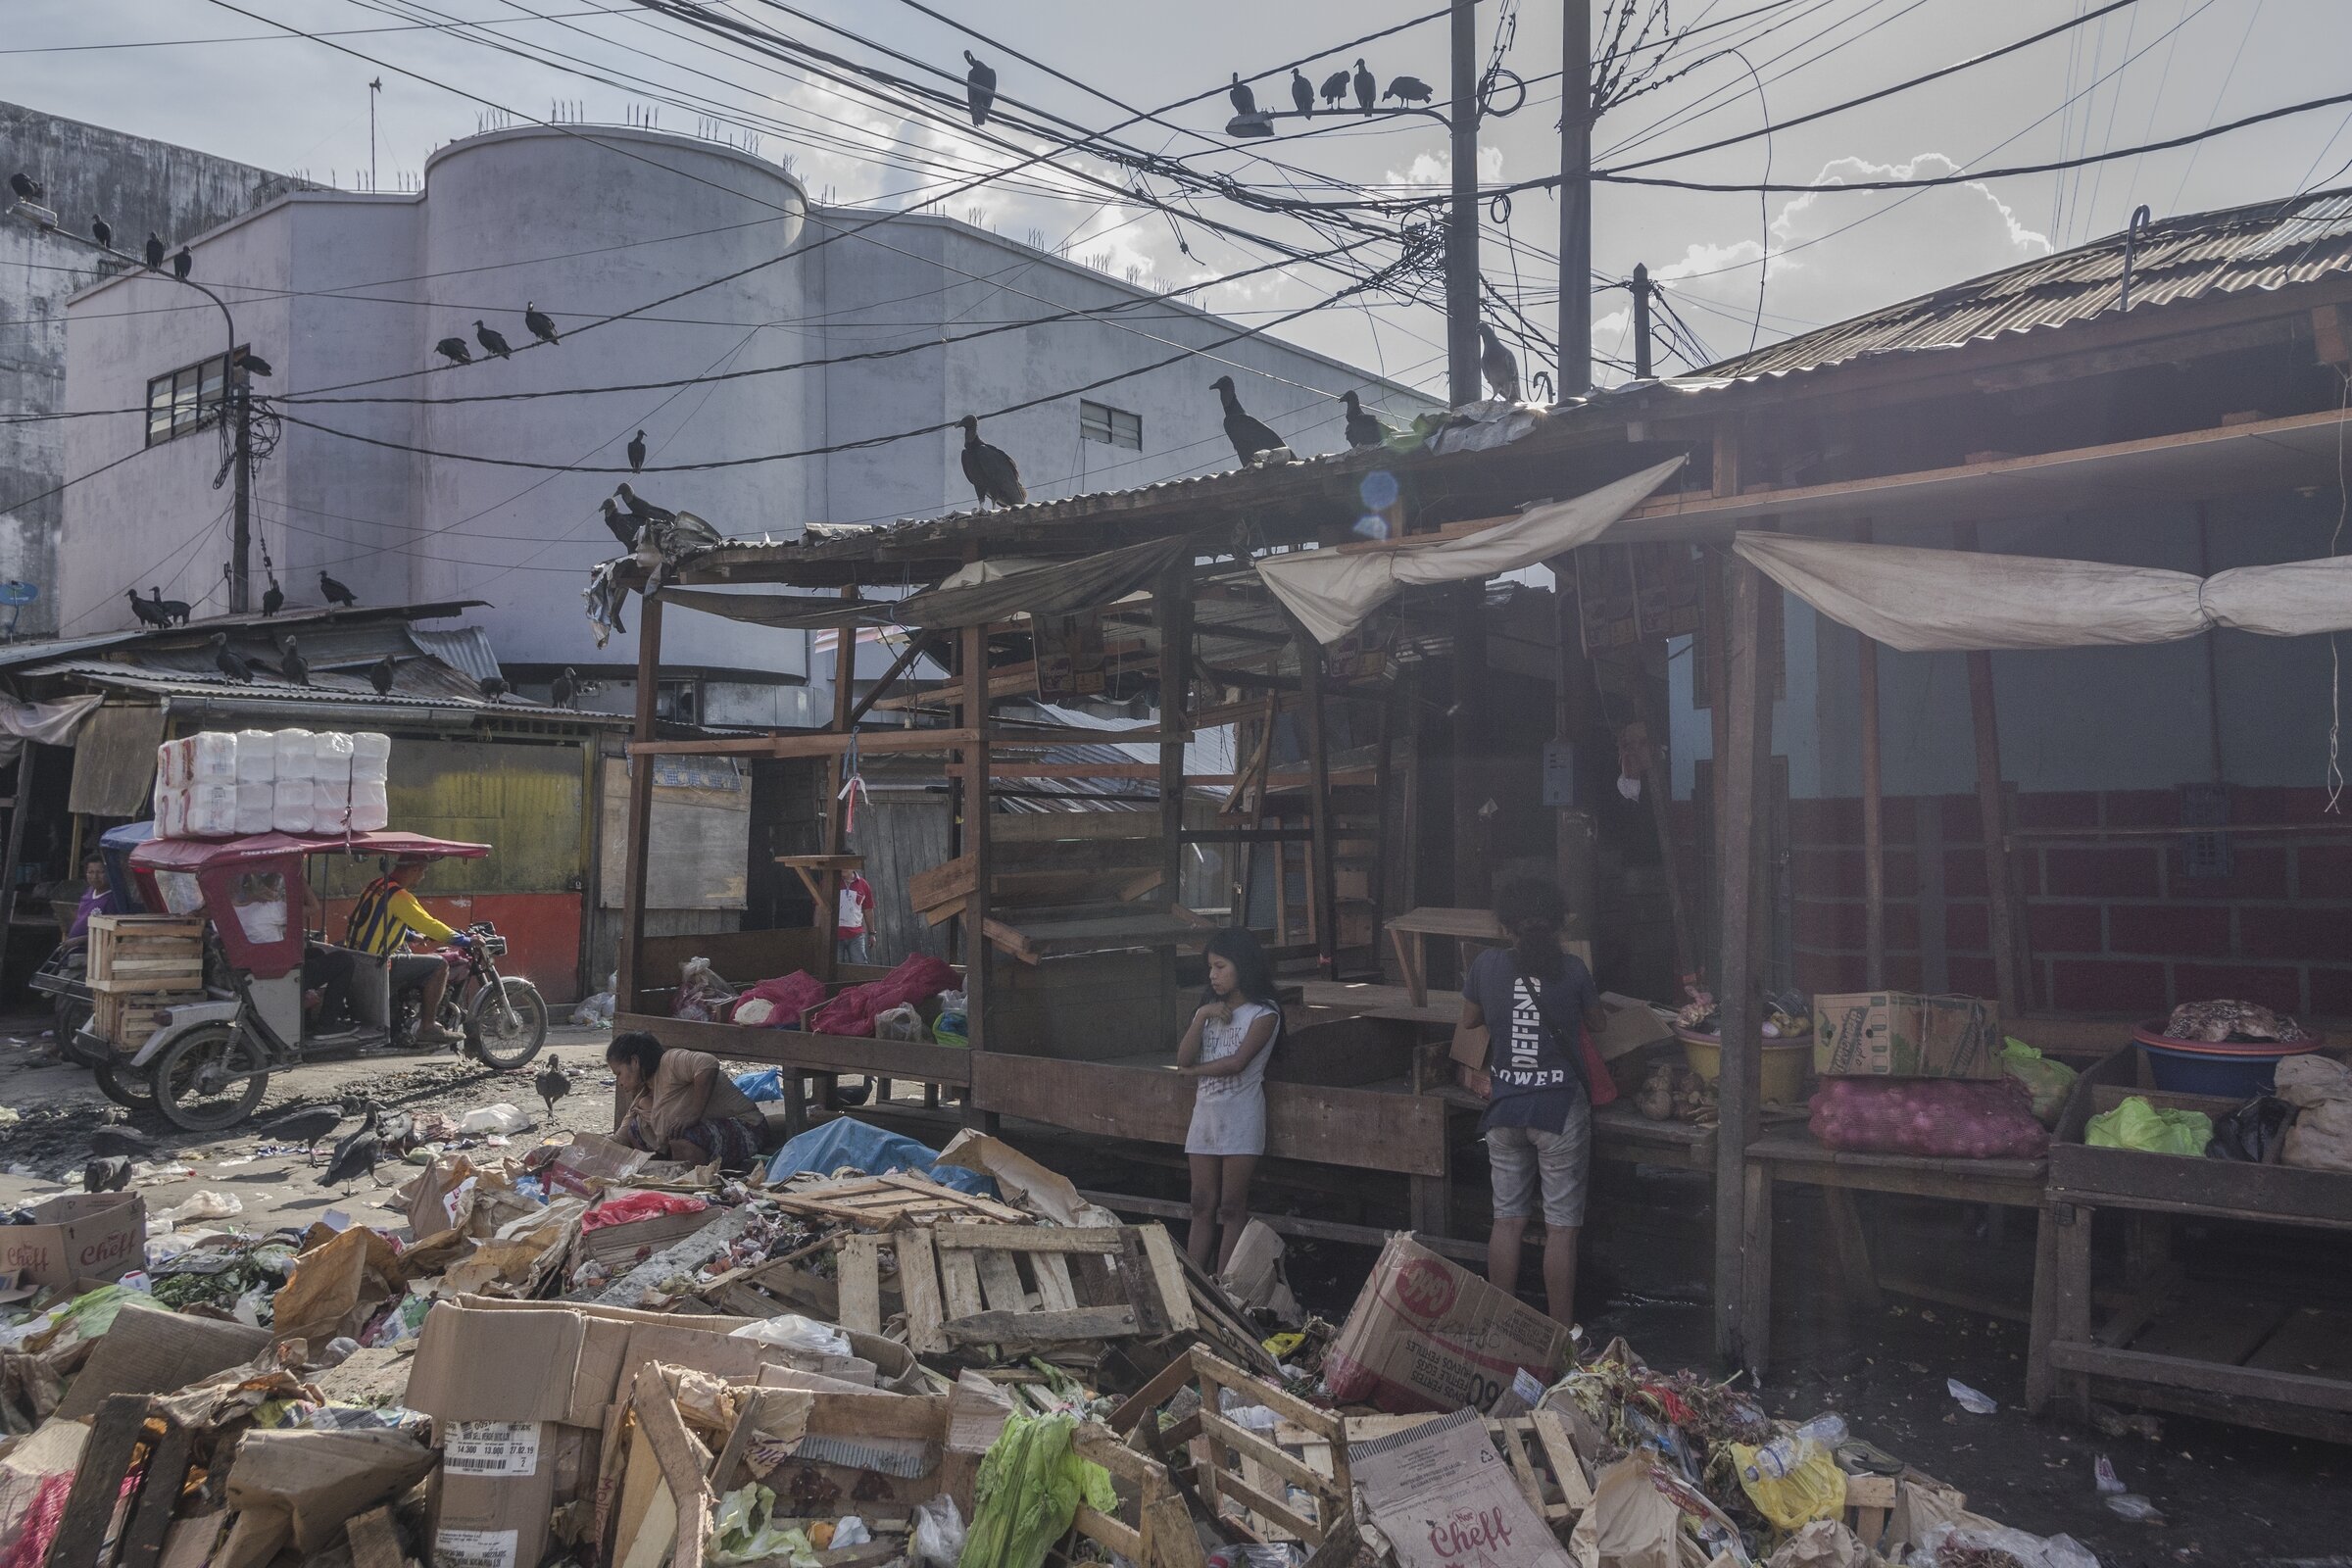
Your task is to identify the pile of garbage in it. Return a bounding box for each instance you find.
[1,1112,2112,1568]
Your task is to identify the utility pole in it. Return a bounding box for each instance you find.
[1632,262,1654,379]
[1559,1,1592,394]
[369,77,382,192]
[230,370,252,613]
[1446,0,1481,406]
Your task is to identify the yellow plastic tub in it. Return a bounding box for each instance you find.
[1676,1028,1813,1104]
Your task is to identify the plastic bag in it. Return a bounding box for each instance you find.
[933,989,969,1048]
[158,1191,244,1224]
[1808,1076,2049,1159]
[875,1004,926,1042]
[1918,1522,2100,1568]
[458,1102,530,1135]
[909,1494,965,1568]
[2086,1096,2212,1157]
[733,1068,786,1103]
[674,956,739,1023]
[2001,1037,2080,1126]
[728,1313,852,1358]
[709,1484,817,1567]
[2283,1097,2352,1172]
[580,1191,708,1233]
[1729,1434,1846,1532]
[961,1412,1117,1568]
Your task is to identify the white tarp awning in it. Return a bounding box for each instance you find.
[1256,457,1687,644]
[1733,532,2352,653]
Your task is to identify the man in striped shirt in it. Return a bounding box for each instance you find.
[348,859,468,1046]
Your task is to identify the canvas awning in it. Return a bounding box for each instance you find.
[1733,531,2352,653]
[893,535,1195,630]
[1255,457,1686,644]
[658,588,893,631]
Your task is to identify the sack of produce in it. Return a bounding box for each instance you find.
[1807,1076,2048,1159]
[2085,1095,2212,1156]
[2000,1037,2079,1126]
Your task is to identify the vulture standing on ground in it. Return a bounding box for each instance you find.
[1228,74,1256,117]
[1384,75,1434,106]
[536,1055,572,1120]
[83,1157,132,1194]
[262,577,284,616]
[957,415,1025,509]
[320,1107,381,1192]
[626,430,647,473]
[1291,69,1314,117]
[265,1102,350,1165]
[9,172,41,202]
[1477,322,1522,402]
[434,336,471,366]
[144,232,165,270]
[1211,375,1286,466]
[279,637,309,687]
[1342,391,1389,449]
[1320,70,1350,108]
[319,571,358,607]
[524,303,561,345]
[551,668,578,710]
[1352,59,1376,111]
[172,246,191,280]
[473,319,513,360]
[211,635,254,684]
[91,216,112,249]
[964,52,997,127]
[368,656,397,697]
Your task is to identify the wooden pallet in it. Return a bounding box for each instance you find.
[92,989,205,1054]
[87,915,204,984]
[40,1394,192,1568]
[766,1171,1031,1231]
[1068,1422,1206,1568]
[881,1223,1195,1358]
[1331,1410,1592,1532]
[696,1235,846,1323]
[1163,1348,1351,1548]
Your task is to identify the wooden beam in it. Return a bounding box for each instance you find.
[1714,559,1771,1371]
[1159,564,1193,996]
[821,591,858,986]
[1857,520,1886,989]
[1956,522,2024,1017]
[628,727,978,760]
[843,632,939,728]
[1452,585,1489,912]
[1293,612,1339,977]
[616,594,662,1012]
[959,621,994,1128]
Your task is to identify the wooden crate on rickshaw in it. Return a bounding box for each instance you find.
[92,986,206,1052]
[86,914,204,987]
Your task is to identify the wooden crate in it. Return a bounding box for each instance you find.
[1332,1410,1592,1533]
[1143,1348,1352,1549]
[766,1171,1030,1231]
[86,915,204,985]
[92,989,204,1052]
[877,1222,1195,1357]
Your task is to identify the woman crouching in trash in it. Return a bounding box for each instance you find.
[608,1030,766,1169]
[1177,926,1283,1272]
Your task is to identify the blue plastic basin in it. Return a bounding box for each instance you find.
[2139,1041,2296,1099]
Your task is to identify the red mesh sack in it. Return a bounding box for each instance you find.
[808,955,960,1038]
[1807,1075,2048,1159]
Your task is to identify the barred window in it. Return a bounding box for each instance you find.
[1079,399,1142,449]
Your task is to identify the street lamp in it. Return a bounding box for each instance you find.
[5,197,256,614]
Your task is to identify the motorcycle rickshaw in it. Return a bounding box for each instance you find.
[84,829,549,1130]
[30,820,158,1064]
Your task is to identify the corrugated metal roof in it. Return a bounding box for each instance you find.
[409,625,504,684]
[1696,186,2352,383]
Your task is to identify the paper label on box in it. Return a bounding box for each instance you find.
[442,1421,541,1477]
[1511,1368,1545,1405]
[443,1177,478,1228]
[434,1527,519,1568]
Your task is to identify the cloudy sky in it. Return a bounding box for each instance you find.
[13,0,2349,396]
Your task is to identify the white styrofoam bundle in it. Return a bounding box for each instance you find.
[350,779,390,832]
[271,774,317,833]
[352,731,391,784]
[187,731,237,781]
[152,787,181,839]
[272,728,316,780]
[184,783,237,837]
[314,730,357,781]
[234,782,275,835]
[154,738,184,790]
[233,729,277,782]
[315,775,354,829]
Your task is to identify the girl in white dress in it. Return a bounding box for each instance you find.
[1177,927,1281,1270]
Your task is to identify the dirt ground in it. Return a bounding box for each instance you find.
[3,1024,2345,1561]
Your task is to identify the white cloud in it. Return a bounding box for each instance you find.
[1383,143,1505,188]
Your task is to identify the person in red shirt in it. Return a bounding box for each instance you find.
[836,872,875,965]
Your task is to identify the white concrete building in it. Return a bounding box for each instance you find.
[59,123,1430,719]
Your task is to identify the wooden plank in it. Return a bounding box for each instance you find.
[1106,1349,1204,1436]
[1960,579,2023,1013]
[1034,1252,1078,1311]
[346,1507,405,1568]
[1138,1225,1199,1335]
[1496,1420,1546,1515]
[117,1419,191,1568]
[630,727,979,760]
[618,1013,975,1088]
[614,595,662,1010]
[837,1235,883,1336]
[45,1395,150,1568]
[1073,1505,1145,1561]
[938,1246,988,1323]
[1714,557,1770,1369]
[933,1224,1124,1253]
[1529,1409,1592,1511]
[974,1249,1030,1314]
[2047,1342,2352,1413]
[1209,1469,1324,1544]
[1189,1352,1343,1437]
[897,1229,950,1356]
[945,1305,1139,1346]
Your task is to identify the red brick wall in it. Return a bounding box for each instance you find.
[1779,788,2352,1022]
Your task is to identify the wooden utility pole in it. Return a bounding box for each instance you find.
[1956,522,2024,1017]
[1857,522,1886,987]
[1712,561,1773,1369]
[1447,0,1482,405]
[1560,0,1593,393]
[615,596,662,1013]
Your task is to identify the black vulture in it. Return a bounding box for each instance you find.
[83,1156,132,1194]
[1384,75,1434,106]
[1352,59,1376,112]
[1320,70,1350,109]
[964,51,997,127]
[368,655,397,696]
[319,571,358,607]
[1228,73,1256,118]
[626,429,647,473]
[473,319,512,360]
[524,302,561,346]
[478,674,510,702]
[144,232,165,270]
[8,172,41,202]
[536,1054,571,1119]
[91,216,112,249]
[599,499,639,551]
[211,634,254,683]
[1291,69,1314,117]
[126,590,167,628]
[1210,374,1286,466]
[235,350,273,378]
[957,415,1026,509]
[172,245,192,280]
[551,668,578,710]
[1477,322,1523,402]
[280,637,310,687]
[89,1124,152,1161]
[261,576,284,616]
[263,1102,345,1164]
[320,1107,381,1192]
[615,482,673,528]
[152,587,190,625]
[434,336,472,366]
[1342,390,1389,449]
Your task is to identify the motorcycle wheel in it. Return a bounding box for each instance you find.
[154,1024,270,1132]
[465,978,548,1069]
[94,1058,156,1109]
[58,1000,103,1067]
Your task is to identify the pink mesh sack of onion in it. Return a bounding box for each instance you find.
[1807,1074,2049,1159]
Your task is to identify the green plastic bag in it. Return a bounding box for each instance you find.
[2086,1096,2213,1157]
[2001,1038,2080,1127]
[708,1484,816,1567]
[959,1411,1116,1568]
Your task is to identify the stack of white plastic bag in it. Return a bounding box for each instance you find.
[153,727,393,838]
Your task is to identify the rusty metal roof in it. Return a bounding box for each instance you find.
[1695,186,2352,383]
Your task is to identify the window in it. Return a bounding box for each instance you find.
[144,349,240,447]
[656,678,701,725]
[1080,399,1142,450]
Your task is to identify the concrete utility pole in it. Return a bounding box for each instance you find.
[369,78,382,192]
[1632,262,1654,378]
[1446,0,1482,406]
[1559,0,1592,394]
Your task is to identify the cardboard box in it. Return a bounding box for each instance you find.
[1353,1407,1575,1568]
[0,1192,144,1293]
[407,1304,585,1568]
[1592,992,1674,1061]
[54,1304,270,1420]
[1814,991,2002,1080]
[1324,1234,1576,1414]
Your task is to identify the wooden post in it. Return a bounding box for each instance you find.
[1635,689,1697,983]
[615,594,662,1013]
[1159,565,1194,987]
[1956,522,2024,1017]
[1293,612,1339,977]
[1857,525,1887,989]
[1452,584,1490,913]
[820,609,858,985]
[1553,555,1597,948]
[1713,561,1772,1370]
[959,620,994,1128]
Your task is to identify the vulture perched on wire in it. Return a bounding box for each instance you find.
[626,429,647,473]
[1290,70,1314,117]
[473,319,513,360]
[1383,76,1434,106]
[1352,59,1376,112]
[957,415,1025,510]
[435,336,471,366]
[524,302,561,345]
[964,51,997,127]
[1228,74,1256,117]
[1320,70,1350,109]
